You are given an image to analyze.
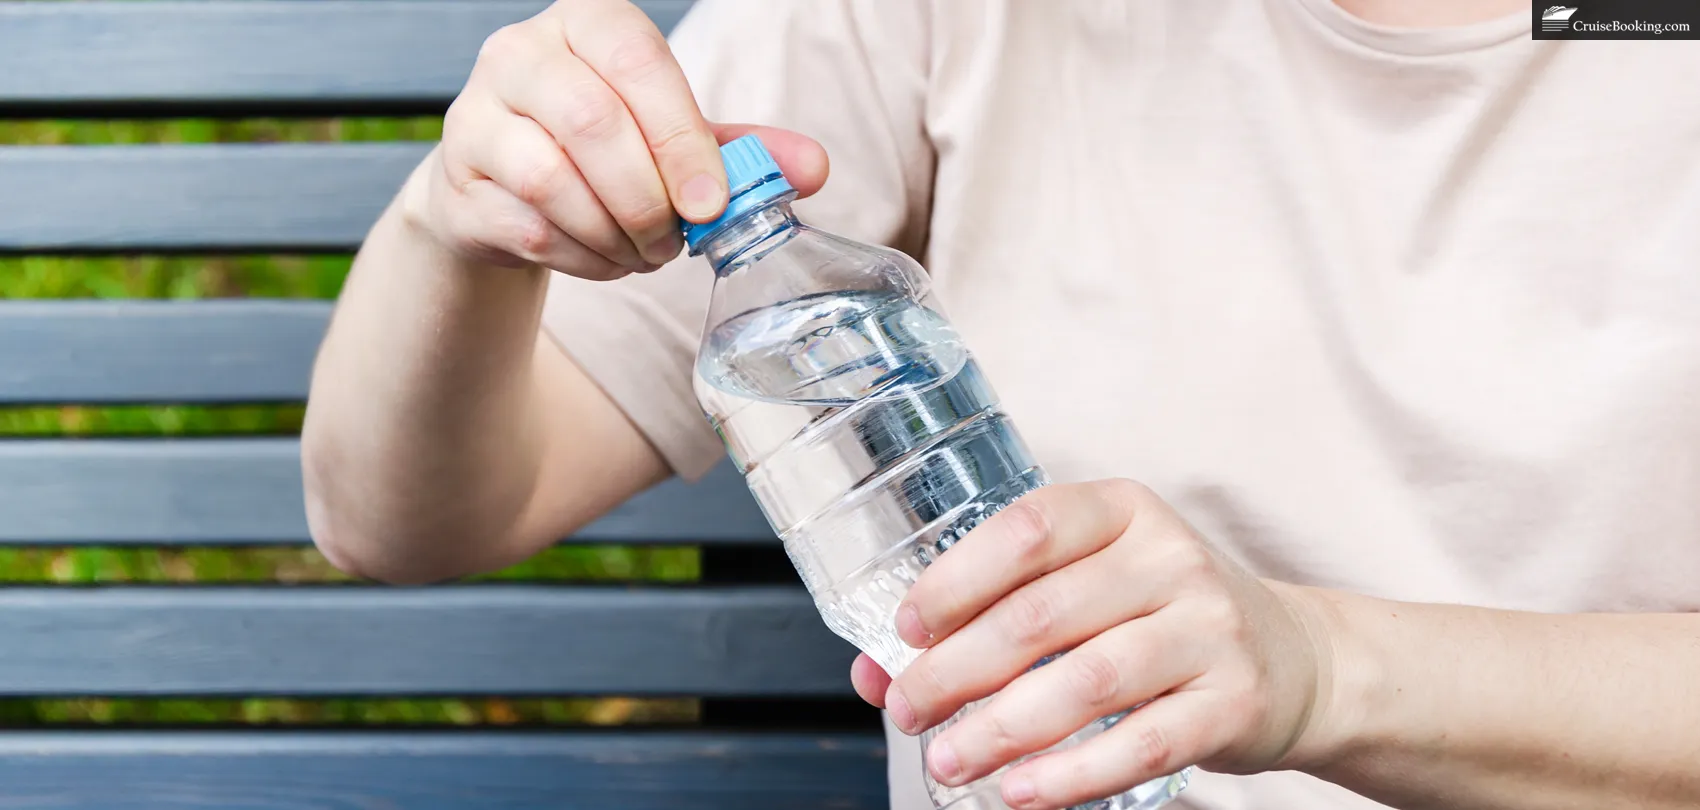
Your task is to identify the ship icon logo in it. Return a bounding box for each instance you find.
[1542,6,1579,30]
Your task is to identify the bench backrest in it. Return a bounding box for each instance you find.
[0,3,883,808]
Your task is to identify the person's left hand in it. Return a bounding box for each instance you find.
[849,479,1341,810]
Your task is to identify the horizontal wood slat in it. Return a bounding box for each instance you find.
[0,300,327,404]
[0,730,886,810]
[0,439,771,545]
[0,1,697,116]
[0,143,431,253]
[0,586,850,696]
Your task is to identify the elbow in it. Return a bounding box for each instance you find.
[305,485,479,586]
[305,510,379,583]
[299,416,370,579]
[301,439,482,586]
[302,454,390,583]
[298,399,546,585]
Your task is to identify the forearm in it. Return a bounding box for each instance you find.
[1291,586,1700,809]
[303,182,553,583]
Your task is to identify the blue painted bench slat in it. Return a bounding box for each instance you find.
[0,143,431,252]
[0,1,693,115]
[0,731,887,810]
[0,300,327,404]
[0,438,772,545]
[0,586,855,696]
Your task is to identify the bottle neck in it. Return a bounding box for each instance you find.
[701,199,798,274]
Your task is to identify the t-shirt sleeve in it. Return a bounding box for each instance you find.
[541,0,935,481]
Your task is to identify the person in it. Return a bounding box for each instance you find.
[300,0,1700,807]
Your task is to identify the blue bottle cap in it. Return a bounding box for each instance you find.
[683,135,796,254]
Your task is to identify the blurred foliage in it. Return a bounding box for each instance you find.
[0,545,698,586]
[0,114,697,726]
[0,404,306,437]
[0,256,353,299]
[0,697,697,727]
[0,117,443,146]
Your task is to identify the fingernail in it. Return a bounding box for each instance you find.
[886,686,917,734]
[642,235,681,264]
[928,740,961,785]
[679,172,725,220]
[897,604,931,648]
[1004,775,1037,807]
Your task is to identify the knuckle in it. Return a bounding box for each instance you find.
[501,210,556,257]
[512,154,571,208]
[1178,544,1217,580]
[1126,724,1176,776]
[558,84,626,141]
[440,100,499,166]
[980,704,1023,758]
[611,193,676,237]
[999,585,1058,647]
[604,31,673,83]
[1104,477,1156,507]
[903,664,948,723]
[1201,597,1249,640]
[911,577,967,635]
[441,97,475,140]
[999,499,1055,558]
[1062,648,1123,709]
[1157,537,1215,581]
[645,117,703,160]
[478,24,528,62]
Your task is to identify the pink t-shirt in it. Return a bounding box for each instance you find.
[542,2,1700,807]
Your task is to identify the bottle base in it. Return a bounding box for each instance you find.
[934,767,1192,810]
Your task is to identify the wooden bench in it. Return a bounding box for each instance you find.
[0,2,884,807]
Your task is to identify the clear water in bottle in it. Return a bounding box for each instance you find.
[688,136,1189,810]
[698,288,1045,672]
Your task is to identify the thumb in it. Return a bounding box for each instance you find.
[709,122,830,199]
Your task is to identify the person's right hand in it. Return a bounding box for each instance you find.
[401,0,830,279]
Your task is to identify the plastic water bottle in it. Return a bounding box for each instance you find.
[688,136,1190,810]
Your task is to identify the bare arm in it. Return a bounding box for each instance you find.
[301,0,827,583]
[301,192,669,584]
[1295,590,1700,810]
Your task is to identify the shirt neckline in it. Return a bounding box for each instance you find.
[1289,0,1532,56]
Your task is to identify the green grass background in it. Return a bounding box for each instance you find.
[0,117,696,726]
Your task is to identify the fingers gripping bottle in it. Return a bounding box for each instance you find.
[688,136,1190,810]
